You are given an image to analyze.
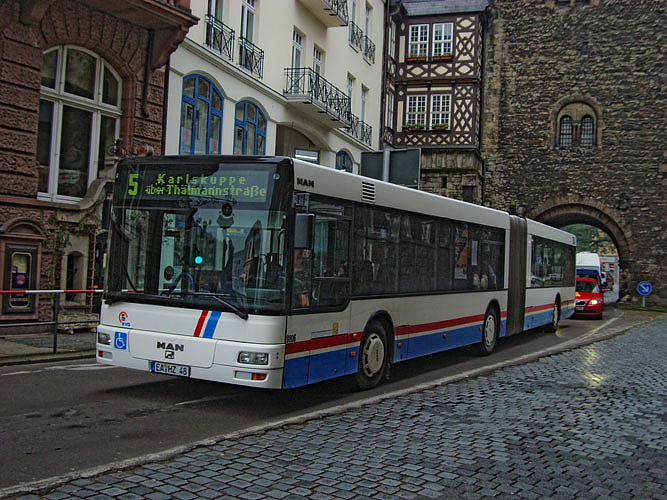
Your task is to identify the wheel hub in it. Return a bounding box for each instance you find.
[362,333,385,376]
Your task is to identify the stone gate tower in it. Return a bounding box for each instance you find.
[482,0,666,304]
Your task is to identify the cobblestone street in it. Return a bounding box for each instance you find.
[15,315,667,500]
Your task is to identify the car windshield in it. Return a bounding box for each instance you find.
[105,160,291,315]
[576,280,599,294]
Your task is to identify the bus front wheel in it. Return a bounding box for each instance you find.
[477,307,498,356]
[355,320,389,390]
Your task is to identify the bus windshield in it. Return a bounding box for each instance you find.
[105,159,291,315]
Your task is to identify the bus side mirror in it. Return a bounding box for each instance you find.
[294,213,314,249]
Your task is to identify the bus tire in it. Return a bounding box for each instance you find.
[476,306,498,356]
[545,301,560,332]
[355,320,388,390]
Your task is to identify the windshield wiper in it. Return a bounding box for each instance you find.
[190,292,249,320]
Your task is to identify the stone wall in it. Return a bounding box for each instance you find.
[482,0,666,303]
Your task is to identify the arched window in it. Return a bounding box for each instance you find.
[559,116,573,147]
[179,75,223,154]
[580,115,594,146]
[556,101,597,148]
[37,46,121,202]
[233,100,267,155]
[336,151,353,172]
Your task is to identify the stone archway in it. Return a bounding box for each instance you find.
[526,198,634,297]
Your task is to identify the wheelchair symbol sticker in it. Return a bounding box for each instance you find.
[114,331,127,350]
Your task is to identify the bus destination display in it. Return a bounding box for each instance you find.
[124,167,271,203]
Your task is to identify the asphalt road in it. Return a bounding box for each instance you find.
[0,306,644,493]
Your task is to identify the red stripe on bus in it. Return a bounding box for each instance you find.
[525,303,553,314]
[285,339,310,355]
[285,333,355,355]
[193,310,208,337]
[405,314,485,335]
[286,311,502,356]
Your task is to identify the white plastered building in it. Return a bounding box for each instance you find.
[163,0,386,173]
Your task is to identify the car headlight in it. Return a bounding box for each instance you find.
[589,299,601,305]
[238,351,269,365]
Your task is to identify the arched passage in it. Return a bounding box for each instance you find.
[527,200,634,297]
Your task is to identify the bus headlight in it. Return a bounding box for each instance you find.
[238,351,269,365]
[98,331,111,345]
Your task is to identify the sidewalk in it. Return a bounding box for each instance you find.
[6,314,666,500]
[0,330,96,365]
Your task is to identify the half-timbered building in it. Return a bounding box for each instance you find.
[383,0,489,203]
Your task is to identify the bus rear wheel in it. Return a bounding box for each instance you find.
[355,320,388,390]
[476,307,498,356]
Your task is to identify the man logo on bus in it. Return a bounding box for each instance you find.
[118,311,131,327]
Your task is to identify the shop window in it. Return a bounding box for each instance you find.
[2,245,37,314]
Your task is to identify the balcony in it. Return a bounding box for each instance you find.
[348,21,375,64]
[298,0,348,27]
[284,68,352,128]
[205,15,234,61]
[349,21,364,52]
[344,113,372,146]
[239,37,263,78]
[363,36,375,64]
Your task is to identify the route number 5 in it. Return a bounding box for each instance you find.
[128,173,139,195]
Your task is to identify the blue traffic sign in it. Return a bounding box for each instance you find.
[637,281,653,296]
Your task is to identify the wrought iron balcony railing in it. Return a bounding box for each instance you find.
[324,0,348,23]
[239,37,263,78]
[284,67,352,125]
[348,21,375,64]
[205,15,234,60]
[363,35,375,63]
[349,21,364,52]
[344,113,372,146]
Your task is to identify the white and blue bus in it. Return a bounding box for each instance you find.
[97,156,576,389]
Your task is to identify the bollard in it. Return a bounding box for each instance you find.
[52,293,60,354]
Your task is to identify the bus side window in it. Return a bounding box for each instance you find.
[310,197,351,307]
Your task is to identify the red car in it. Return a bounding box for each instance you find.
[574,277,604,319]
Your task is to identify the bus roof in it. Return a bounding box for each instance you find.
[527,219,577,246]
[292,158,510,229]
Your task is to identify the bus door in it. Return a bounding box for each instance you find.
[285,195,352,386]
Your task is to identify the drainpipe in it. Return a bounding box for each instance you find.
[161,56,170,154]
[142,30,154,118]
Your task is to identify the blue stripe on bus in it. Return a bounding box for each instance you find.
[282,322,488,388]
[283,356,310,388]
[524,309,553,331]
[405,323,483,360]
[202,311,221,338]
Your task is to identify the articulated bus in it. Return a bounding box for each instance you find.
[97,156,576,389]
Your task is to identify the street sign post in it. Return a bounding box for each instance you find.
[637,281,652,308]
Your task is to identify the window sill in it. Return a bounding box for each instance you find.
[402,127,450,133]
